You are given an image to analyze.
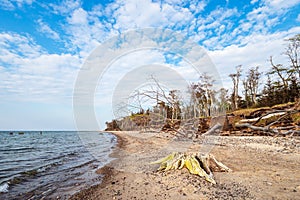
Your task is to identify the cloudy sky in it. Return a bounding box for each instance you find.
[0,0,299,130]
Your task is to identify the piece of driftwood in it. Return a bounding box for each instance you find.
[239,111,286,124]
[235,108,300,136]
[235,123,300,136]
[202,123,222,136]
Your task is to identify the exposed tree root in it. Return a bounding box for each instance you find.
[151,152,231,184]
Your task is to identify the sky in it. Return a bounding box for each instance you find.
[0,0,300,130]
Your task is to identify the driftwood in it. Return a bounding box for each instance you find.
[167,123,222,139]
[202,123,222,136]
[235,123,300,136]
[239,111,286,124]
[235,109,300,136]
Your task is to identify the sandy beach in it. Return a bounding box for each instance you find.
[71,131,300,200]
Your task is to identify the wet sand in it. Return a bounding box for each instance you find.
[71,131,300,200]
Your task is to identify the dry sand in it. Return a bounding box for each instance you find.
[71,131,300,200]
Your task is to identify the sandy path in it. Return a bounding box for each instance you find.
[71,131,300,200]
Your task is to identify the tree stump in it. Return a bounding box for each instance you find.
[151,152,231,184]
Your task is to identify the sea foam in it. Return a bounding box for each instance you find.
[0,182,9,193]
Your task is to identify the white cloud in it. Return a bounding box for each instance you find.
[190,0,207,13]
[250,0,259,4]
[48,0,81,15]
[239,0,300,36]
[57,0,300,93]
[36,19,60,40]
[109,0,195,31]
[2,0,299,98]
[264,0,300,10]
[0,0,14,10]
[0,32,81,103]
[208,27,300,89]
[112,0,165,30]
[61,0,194,58]
[68,8,88,25]
[297,13,300,22]
[192,0,300,52]
[0,0,33,10]
[192,7,240,49]
[0,32,44,60]
[49,0,234,61]
[62,6,114,58]
[15,0,33,7]
[38,0,300,74]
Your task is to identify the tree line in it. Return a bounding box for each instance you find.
[106,34,300,131]
[231,34,300,109]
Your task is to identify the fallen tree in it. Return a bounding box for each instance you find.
[235,123,300,136]
[235,109,300,136]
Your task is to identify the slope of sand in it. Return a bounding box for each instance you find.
[71,131,300,200]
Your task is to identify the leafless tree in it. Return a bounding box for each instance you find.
[189,73,216,117]
[229,65,242,110]
[285,34,300,80]
[269,56,291,88]
[242,79,249,108]
[218,87,231,112]
[243,67,261,106]
[127,76,184,124]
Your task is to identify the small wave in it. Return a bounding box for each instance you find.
[0,182,9,193]
[0,131,117,199]
[20,169,38,176]
[36,161,64,173]
[0,147,35,152]
[7,169,39,186]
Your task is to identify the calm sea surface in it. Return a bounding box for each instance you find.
[0,131,117,199]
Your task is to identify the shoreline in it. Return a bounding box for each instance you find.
[70,131,126,200]
[71,131,300,200]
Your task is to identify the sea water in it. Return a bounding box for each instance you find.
[0,131,116,199]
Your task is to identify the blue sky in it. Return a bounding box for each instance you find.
[0,0,300,130]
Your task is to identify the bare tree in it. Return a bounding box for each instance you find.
[269,56,291,88]
[189,73,216,117]
[200,73,215,117]
[242,79,250,108]
[229,65,242,110]
[169,90,181,121]
[268,56,292,103]
[218,87,231,112]
[126,76,186,131]
[244,67,261,106]
[285,34,300,80]
[189,83,206,118]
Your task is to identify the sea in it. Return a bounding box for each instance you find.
[0,131,117,199]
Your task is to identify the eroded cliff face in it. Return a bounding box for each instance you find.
[105,101,300,137]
